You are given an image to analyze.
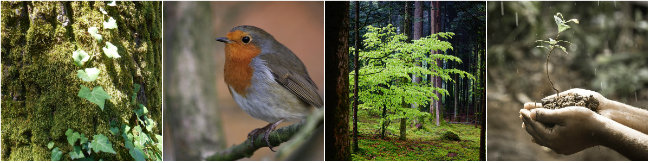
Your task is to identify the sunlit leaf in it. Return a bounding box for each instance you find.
[103,17,118,29]
[88,27,103,41]
[77,68,100,82]
[99,7,107,14]
[47,142,55,149]
[78,85,111,110]
[102,42,121,58]
[129,148,146,161]
[107,1,117,6]
[72,49,90,67]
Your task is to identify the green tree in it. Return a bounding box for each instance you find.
[350,24,473,139]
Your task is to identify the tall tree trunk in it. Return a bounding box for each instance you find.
[352,1,360,152]
[381,104,387,139]
[400,2,412,140]
[324,1,350,160]
[479,47,486,161]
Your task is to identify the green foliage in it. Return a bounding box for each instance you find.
[89,134,116,154]
[536,12,579,54]
[77,85,111,111]
[66,129,81,146]
[88,27,103,41]
[72,49,90,67]
[102,42,121,58]
[47,142,55,149]
[350,25,474,133]
[69,146,85,160]
[51,147,62,161]
[103,17,118,30]
[77,68,100,82]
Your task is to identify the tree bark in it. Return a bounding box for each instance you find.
[352,1,360,152]
[324,1,350,161]
[399,1,412,140]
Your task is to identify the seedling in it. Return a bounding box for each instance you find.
[536,12,579,99]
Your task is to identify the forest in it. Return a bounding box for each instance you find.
[326,1,486,161]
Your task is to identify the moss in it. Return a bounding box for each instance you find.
[2,2,161,160]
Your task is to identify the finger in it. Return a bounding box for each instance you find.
[524,102,542,110]
[521,109,548,144]
[532,107,586,124]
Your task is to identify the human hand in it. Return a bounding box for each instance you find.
[519,106,605,155]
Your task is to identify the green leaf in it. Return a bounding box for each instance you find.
[47,142,55,149]
[110,127,120,135]
[135,104,148,117]
[132,84,141,105]
[107,1,116,6]
[121,125,134,150]
[103,17,118,29]
[99,7,107,14]
[129,148,146,161]
[88,27,103,41]
[89,134,116,154]
[133,126,148,149]
[155,134,162,151]
[78,85,111,110]
[145,117,155,132]
[102,42,121,58]
[69,146,85,160]
[77,68,100,82]
[80,133,88,144]
[72,49,90,67]
[67,131,81,146]
[567,18,579,24]
[51,147,63,161]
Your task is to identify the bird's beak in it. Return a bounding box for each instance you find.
[216,37,231,43]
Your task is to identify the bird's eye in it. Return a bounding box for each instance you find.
[242,36,251,43]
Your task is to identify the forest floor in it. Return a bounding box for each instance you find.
[350,114,480,161]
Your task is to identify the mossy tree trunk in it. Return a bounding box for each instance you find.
[1,1,162,161]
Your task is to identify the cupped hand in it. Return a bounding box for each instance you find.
[520,106,604,155]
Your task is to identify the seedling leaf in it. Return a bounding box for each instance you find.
[77,68,100,82]
[103,42,121,58]
[78,85,112,110]
[72,49,90,67]
[90,134,117,154]
[88,27,103,41]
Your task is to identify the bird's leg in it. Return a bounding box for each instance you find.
[247,119,285,151]
[263,119,284,152]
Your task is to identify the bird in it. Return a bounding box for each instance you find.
[215,25,323,151]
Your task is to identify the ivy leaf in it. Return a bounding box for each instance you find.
[77,68,100,82]
[133,126,148,149]
[102,42,121,58]
[145,118,155,132]
[69,146,85,160]
[72,49,90,67]
[80,133,88,144]
[99,7,107,14]
[88,27,103,41]
[129,148,146,161]
[90,134,117,154]
[47,142,55,149]
[121,125,134,150]
[67,131,81,146]
[110,127,120,135]
[103,17,118,29]
[135,104,148,117]
[51,147,63,161]
[78,85,111,110]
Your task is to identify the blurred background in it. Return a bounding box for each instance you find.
[487,1,647,161]
[163,1,324,160]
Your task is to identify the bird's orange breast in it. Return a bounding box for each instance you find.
[223,34,261,96]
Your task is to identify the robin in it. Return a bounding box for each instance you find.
[215,25,323,151]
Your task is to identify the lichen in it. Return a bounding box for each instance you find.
[1,1,162,160]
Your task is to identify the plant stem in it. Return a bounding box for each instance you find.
[546,34,561,99]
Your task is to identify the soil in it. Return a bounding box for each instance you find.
[541,93,599,111]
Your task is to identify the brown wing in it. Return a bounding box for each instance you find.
[259,48,323,108]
